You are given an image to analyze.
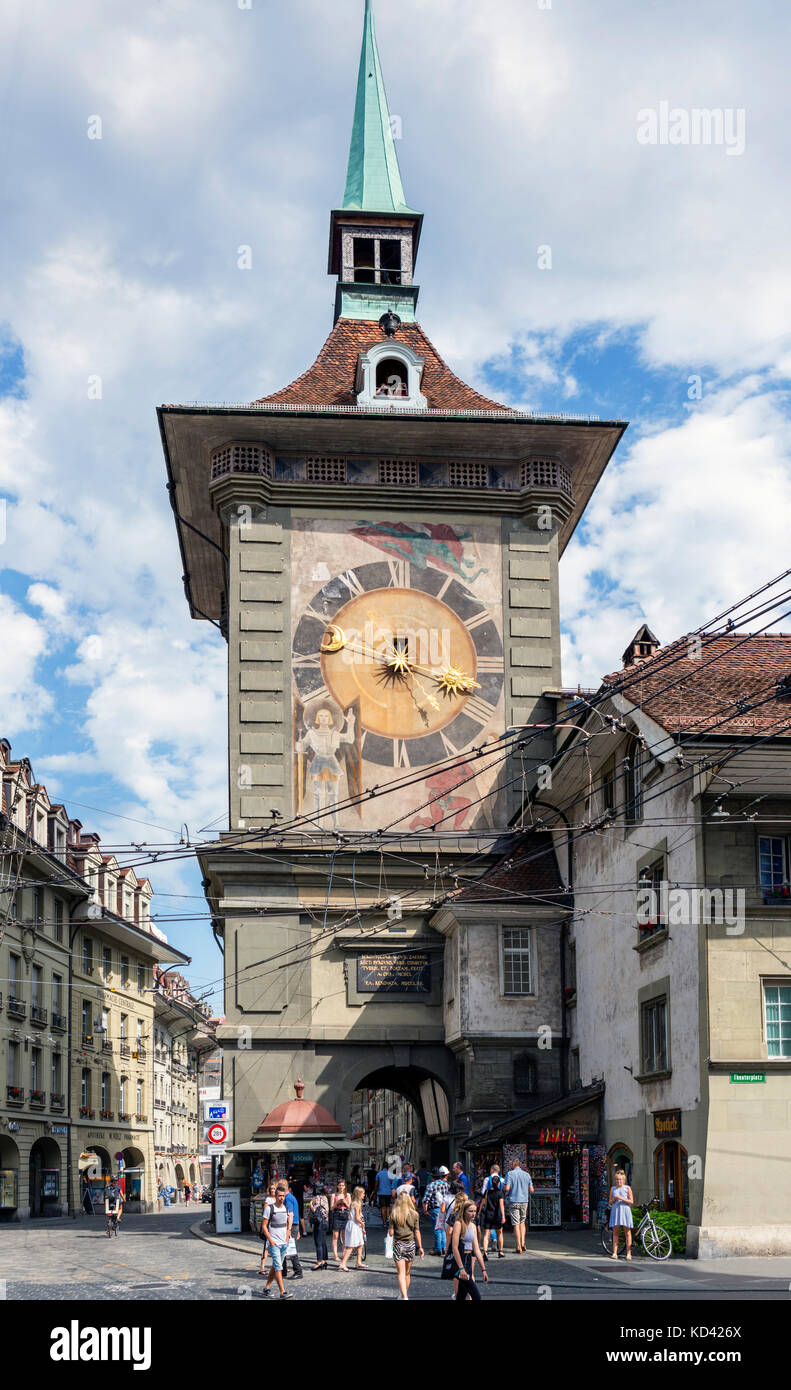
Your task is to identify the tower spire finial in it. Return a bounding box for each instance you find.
[342,0,415,214]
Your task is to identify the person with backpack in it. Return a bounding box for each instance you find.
[308,1186,330,1270]
[480,1172,506,1258]
[260,1184,294,1299]
[422,1166,451,1255]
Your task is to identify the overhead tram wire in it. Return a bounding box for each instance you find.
[196,691,791,1004]
[9,580,789,887]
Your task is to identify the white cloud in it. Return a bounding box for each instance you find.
[560,380,791,685]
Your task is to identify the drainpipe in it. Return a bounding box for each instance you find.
[531,798,573,1097]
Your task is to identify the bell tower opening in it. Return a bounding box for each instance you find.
[375,356,408,396]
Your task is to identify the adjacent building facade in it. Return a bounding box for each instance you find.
[547,631,791,1254]
[0,740,189,1218]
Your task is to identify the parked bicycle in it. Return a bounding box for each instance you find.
[599,1197,672,1260]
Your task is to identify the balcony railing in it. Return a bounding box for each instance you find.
[50,1093,65,1109]
[118,1112,131,1122]
[79,1106,95,1118]
[81,1033,94,1049]
[7,1086,24,1104]
[102,1040,113,1053]
[100,1109,114,1121]
[30,1089,46,1106]
[7,997,26,1020]
[136,1113,147,1123]
[135,1045,147,1060]
[52,1012,67,1032]
[120,1043,130,1059]
[31,1004,48,1025]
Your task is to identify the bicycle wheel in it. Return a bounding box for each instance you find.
[600,1220,612,1254]
[360,1241,367,1264]
[640,1221,672,1260]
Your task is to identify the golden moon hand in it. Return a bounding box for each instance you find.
[320,625,347,654]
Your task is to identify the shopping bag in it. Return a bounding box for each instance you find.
[384,1233,394,1259]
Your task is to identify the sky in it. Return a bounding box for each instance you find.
[1,0,790,1000]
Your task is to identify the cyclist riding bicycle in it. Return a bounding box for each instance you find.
[105,1177,124,1236]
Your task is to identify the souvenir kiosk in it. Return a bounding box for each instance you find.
[227,1079,357,1233]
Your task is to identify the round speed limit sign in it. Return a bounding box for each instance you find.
[207,1123,228,1145]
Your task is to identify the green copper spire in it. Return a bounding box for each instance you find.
[342,0,417,214]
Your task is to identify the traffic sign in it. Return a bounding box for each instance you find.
[206,1144,227,1157]
[204,1099,231,1123]
[207,1122,228,1146]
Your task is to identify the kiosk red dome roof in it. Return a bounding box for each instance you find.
[256,1081,343,1136]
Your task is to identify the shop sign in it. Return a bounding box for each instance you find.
[289,1153,314,1162]
[199,1086,221,1102]
[653,1109,681,1138]
[51,1126,68,1135]
[730,1072,765,1083]
[356,951,431,994]
[7,1122,20,1133]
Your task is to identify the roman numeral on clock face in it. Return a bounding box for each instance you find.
[292,652,322,670]
[439,730,459,757]
[394,739,411,768]
[338,569,365,598]
[475,655,505,674]
[387,558,410,589]
[463,609,491,632]
[462,693,498,728]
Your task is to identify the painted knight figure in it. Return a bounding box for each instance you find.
[158,0,626,1187]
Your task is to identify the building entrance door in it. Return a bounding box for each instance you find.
[655,1141,688,1216]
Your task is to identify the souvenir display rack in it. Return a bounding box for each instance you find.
[528,1148,560,1227]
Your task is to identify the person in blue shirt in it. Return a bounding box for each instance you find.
[281,1181,304,1279]
[452,1161,470,1196]
[503,1162,535,1255]
[375,1164,394,1225]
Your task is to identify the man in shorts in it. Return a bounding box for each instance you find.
[260,1184,295,1298]
[375,1163,393,1225]
[503,1160,534,1254]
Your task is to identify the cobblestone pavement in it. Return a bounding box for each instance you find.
[0,1208,788,1300]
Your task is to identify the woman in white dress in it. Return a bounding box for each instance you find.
[609,1168,635,1260]
[338,1187,366,1271]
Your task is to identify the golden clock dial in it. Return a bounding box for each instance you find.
[320,587,477,740]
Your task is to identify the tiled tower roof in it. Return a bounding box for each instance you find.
[256,317,512,413]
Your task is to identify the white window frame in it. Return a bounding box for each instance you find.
[355,341,427,411]
[763,979,791,1059]
[500,925,534,997]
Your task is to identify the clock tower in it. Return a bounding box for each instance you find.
[159,0,626,1171]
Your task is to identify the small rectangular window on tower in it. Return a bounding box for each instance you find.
[379,239,402,285]
[352,237,376,284]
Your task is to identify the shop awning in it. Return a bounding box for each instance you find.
[229,1138,358,1155]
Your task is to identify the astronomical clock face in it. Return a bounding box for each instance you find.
[291,520,506,831]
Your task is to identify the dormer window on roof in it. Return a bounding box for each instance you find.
[356,338,427,410]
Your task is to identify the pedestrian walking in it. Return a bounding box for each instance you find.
[439,1185,470,1298]
[259,1181,278,1278]
[480,1172,506,1258]
[374,1163,393,1226]
[400,1164,419,1206]
[451,1201,489,1301]
[338,1187,367,1271]
[388,1185,424,1300]
[308,1187,330,1270]
[452,1160,470,1195]
[330,1177,351,1262]
[422,1166,451,1255]
[609,1170,634,1260]
[183,1182,191,1206]
[260,1184,294,1298]
[503,1158,535,1255]
[281,1181,304,1279]
[417,1159,432,1197]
